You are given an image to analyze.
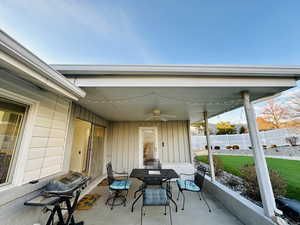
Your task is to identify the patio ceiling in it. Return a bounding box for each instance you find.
[76,85,291,122]
[53,64,300,122]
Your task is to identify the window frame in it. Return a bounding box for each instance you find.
[0,88,39,190]
[0,99,28,187]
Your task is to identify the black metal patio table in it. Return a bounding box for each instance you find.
[130,168,179,212]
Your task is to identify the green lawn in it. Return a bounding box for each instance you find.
[195,155,300,201]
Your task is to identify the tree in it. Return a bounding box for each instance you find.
[191,121,205,130]
[256,117,274,131]
[191,121,205,135]
[191,121,215,135]
[239,125,247,134]
[216,122,237,135]
[260,100,290,129]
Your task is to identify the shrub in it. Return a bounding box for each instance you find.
[240,164,286,202]
[286,136,298,146]
[214,146,220,150]
[270,144,277,149]
[262,145,267,149]
[213,156,224,176]
[226,145,233,149]
[232,145,240,150]
[194,155,224,176]
[227,177,240,188]
[199,155,224,177]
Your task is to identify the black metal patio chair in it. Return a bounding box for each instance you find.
[143,159,162,169]
[105,162,132,210]
[176,166,211,212]
[134,161,163,199]
[141,186,173,225]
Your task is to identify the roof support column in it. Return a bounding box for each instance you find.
[204,111,215,182]
[242,91,276,218]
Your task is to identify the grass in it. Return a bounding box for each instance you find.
[195,155,300,201]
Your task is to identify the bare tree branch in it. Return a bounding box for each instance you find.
[260,100,290,129]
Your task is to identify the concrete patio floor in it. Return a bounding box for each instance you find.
[75,179,244,225]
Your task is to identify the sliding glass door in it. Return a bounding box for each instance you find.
[70,120,105,179]
[88,125,105,180]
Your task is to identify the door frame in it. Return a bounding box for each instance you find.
[87,124,106,179]
[138,127,159,168]
[70,118,92,174]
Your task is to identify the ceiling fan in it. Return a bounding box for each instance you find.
[145,109,176,121]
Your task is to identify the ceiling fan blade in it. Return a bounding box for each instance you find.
[161,114,176,118]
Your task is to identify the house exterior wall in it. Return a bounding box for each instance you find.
[0,71,72,185]
[23,95,70,183]
[0,71,73,225]
[72,103,108,127]
[106,120,191,172]
[0,72,109,225]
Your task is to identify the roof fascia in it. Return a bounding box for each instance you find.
[0,30,85,99]
[51,64,300,77]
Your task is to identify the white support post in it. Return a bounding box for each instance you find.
[204,111,215,182]
[242,91,276,218]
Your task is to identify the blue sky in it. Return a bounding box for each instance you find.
[1,0,299,123]
[1,0,300,65]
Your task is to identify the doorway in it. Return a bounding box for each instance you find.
[70,119,92,174]
[139,127,159,168]
[70,119,106,179]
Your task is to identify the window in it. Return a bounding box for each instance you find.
[0,98,27,186]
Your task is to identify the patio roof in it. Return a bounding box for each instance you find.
[52,64,300,77]
[51,64,299,121]
[70,85,291,122]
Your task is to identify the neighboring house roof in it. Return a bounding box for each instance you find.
[0,30,85,100]
[52,64,300,78]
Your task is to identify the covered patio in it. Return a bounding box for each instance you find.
[75,178,243,225]
[52,64,300,225]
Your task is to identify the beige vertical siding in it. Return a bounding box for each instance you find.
[106,121,191,171]
[72,103,108,127]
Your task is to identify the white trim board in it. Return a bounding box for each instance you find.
[70,76,296,87]
[52,64,300,77]
[0,50,80,100]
